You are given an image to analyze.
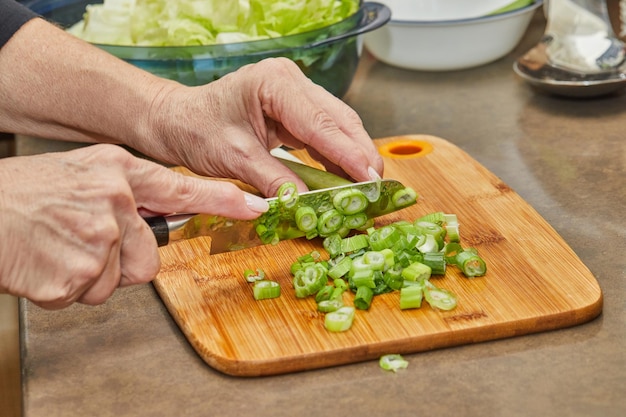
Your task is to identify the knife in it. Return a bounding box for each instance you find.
[145,179,416,253]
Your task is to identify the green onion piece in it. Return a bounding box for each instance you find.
[253,280,281,300]
[383,264,404,290]
[354,286,374,310]
[362,251,386,271]
[368,225,402,251]
[324,306,355,332]
[333,278,348,291]
[401,262,431,282]
[400,282,423,309]
[392,187,417,208]
[315,285,334,303]
[380,248,395,271]
[456,249,487,277]
[328,256,352,280]
[323,233,343,258]
[244,268,265,282]
[422,252,446,275]
[356,218,376,231]
[305,230,319,240]
[416,234,439,253]
[332,189,369,215]
[293,263,328,298]
[424,281,457,311]
[343,213,369,230]
[330,285,346,301]
[414,221,446,251]
[350,269,376,289]
[379,354,409,372]
[317,298,344,313]
[444,242,464,266]
[340,234,370,254]
[295,206,318,232]
[317,209,344,236]
[417,212,445,224]
[277,182,298,208]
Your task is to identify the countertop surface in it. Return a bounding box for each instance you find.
[18,12,626,417]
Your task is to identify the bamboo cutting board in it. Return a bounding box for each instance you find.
[153,135,602,377]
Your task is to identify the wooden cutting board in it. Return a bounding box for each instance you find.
[153,135,602,377]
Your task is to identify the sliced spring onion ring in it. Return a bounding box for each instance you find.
[253,280,281,300]
[332,189,369,215]
[324,306,355,332]
[379,354,409,372]
[277,182,299,208]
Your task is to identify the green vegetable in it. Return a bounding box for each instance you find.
[456,249,487,277]
[354,286,374,310]
[423,281,457,311]
[400,281,423,310]
[293,263,328,298]
[277,158,352,190]
[295,206,318,232]
[68,0,360,47]
[333,189,369,215]
[324,306,355,332]
[253,280,281,300]
[244,268,265,282]
[379,354,409,373]
[277,182,298,209]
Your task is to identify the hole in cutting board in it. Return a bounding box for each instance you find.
[378,140,433,159]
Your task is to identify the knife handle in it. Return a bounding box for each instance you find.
[144,216,170,247]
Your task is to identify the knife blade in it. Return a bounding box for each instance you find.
[145,179,415,253]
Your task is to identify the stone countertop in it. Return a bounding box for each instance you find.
[18,12,626,417]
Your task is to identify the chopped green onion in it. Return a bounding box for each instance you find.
[368,225,402,251]
[295,206,318,232]
[354,285,374,310]
[317,209,344,236]
[383,264,404,291]
[293,263,328,298]
[343,213,369,229]
[444,242,464,266]
[421,252,446,275]
[317,298,344,313]
[315,285,334,303]
[400,281,423,309]
[333,278,348,291]
[416,234,439,253]
[424,281,457,311]
[392,187,417,208]
[277,182,298,208]
[244,268,265,282]
[401,262,431,282]
[456,249,487,277]
[323,233,343,258]
[332,189,369,215]
[328,256,352,280]
[324,306,355,332]
[379,354,409,372]
[350,269,376,289]
[362,251,386,271]
[340,234,370,254]
[253,280,281,300]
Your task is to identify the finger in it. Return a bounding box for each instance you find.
[255,59,384,180]
[123,157,269,219]
[117,212,161,288]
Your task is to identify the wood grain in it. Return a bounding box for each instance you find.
[153,135,602,376]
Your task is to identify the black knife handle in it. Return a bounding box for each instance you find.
[144,216,170,247]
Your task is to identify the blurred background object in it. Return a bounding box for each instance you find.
[363,0,544,71]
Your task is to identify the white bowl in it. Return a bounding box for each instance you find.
[364,0,544,71]
[379,0,530,21]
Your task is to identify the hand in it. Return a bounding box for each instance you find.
[139,58,384,196]
[0,144,268,309]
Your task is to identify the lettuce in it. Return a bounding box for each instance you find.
[68,0,359,46]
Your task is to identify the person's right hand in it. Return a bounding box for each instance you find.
[0,144,269,310]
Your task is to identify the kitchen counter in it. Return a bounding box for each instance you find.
[17,11,626,417]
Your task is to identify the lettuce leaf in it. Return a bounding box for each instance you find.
[68,0,359,46]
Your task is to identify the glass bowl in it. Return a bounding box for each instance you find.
[24,0,390,96]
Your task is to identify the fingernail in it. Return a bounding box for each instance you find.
[368,166,381,181]
[244,192,269,213]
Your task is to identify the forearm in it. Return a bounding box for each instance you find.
[0,17,176,156]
